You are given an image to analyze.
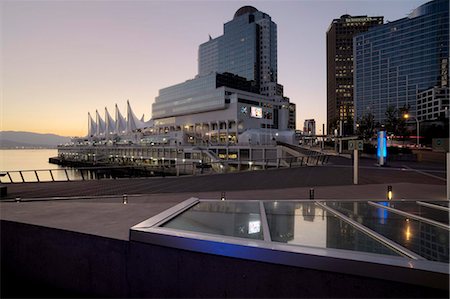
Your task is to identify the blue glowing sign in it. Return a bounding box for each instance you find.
[377,131,387,158]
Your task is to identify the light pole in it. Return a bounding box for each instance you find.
[403,113,420,147]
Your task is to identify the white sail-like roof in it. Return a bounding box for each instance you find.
[96,110,106,136]
[115,104,127,135]
[105,107,116,135]
[127,100,147,132]
[139,113,154,128]
[88,112,97,137]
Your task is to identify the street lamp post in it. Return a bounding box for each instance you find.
[403,113,420,147]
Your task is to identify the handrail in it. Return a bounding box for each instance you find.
[1,153,330,184]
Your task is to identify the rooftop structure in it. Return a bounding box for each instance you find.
[87,101,153,139]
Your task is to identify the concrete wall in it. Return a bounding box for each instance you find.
[1,220,447,298]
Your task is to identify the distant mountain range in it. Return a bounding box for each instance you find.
[0,131,72,148]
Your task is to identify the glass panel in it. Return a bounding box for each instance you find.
[8,172,24,183]
[36,170,53,182]
[162,201,263,240]
[22,171,38,182]
[0,174,12,183]
[381,201,449,225]
[326,202,449,263]
[264,201,401,256]
[51,169,70,181]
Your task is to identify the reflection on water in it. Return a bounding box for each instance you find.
[162,201,264,240]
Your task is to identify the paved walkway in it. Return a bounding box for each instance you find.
[1,155,446,240]
[0,182,446,241]
[2,158,445,199]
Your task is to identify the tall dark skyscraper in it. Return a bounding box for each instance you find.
[326,15,383,133]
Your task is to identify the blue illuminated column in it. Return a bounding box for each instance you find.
[377,131,387,166]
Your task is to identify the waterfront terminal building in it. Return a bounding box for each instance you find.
[84,6,295,146]
[354,0,449,124]
[60,7,303,172]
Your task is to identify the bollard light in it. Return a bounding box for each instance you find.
[15,197,21,203]
[123,194,128,204]
[309,188,314,200]
[387,185,393,200]
[221,191,226,201]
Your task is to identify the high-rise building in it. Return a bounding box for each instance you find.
[198,6,282,97]
[303,119,316,135]
[326,15,383,133]
[417,87,449,121]
[150,6,295,144]
[354,0,449,124]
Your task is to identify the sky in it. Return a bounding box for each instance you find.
[1,0,427,137]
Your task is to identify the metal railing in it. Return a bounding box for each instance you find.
[0,166,153,184]
[1,154,329,184]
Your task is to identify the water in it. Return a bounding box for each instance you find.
[0,149,154,183]
[0,149,82,182]
[0,149,59,171]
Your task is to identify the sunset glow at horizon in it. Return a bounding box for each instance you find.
[2,0,425,137]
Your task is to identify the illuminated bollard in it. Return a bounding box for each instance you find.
[387,186,393,200]
[15,197,21,203]
[123,194,128,204]
[221,192,226,201]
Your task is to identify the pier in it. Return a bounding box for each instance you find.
[53,143,329,176]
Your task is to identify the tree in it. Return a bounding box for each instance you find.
[385,106,399,134]
[357,113,376,140]
[397,105,410,144]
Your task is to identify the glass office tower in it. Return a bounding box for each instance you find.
[198,6,280,97]
[354,0,449,124]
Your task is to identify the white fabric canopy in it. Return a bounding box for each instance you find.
[87,112,97,137]
[127,100,148,132]
[115,104,127,134]
[105,107,116,135]
[96,110,106,136]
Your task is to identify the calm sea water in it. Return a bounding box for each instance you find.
[0,149,59,171]
[0,149,83,182]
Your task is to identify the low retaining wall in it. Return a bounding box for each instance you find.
[1,220,447,298]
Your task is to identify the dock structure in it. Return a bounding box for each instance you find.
[55,142,329,176]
